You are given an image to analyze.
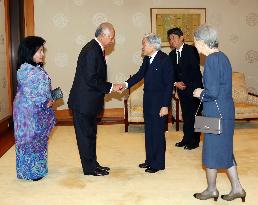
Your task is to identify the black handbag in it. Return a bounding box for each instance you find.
[194,95,223,134]
[51,87,63,100]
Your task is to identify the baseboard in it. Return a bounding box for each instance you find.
[55,108,124,125]
[0,109,124,157]
[0,116,14,158]
[0,115,12,134]
[0,128,14,157]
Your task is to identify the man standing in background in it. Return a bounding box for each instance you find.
[68,22,121,176]
[167,27,203,150]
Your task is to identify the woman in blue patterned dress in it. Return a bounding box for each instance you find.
[13,36,56,181]
[192,25,246,202]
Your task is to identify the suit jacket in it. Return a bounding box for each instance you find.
[127,50,174,115]
[169,44,203,96]
[200,51,235,120]
[68,39,112,115]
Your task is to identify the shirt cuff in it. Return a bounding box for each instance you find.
[124,82,128,89]
[109,84,113,93]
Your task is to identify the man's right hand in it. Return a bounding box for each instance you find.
[175,81,186,90]
[112,83,126,92]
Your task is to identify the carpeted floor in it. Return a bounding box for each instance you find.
[0,122,257,205]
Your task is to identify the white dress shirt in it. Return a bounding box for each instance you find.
[149,50,158,64]
[94,37,104,52]
[94,38,113,92]
[174,43,184,86]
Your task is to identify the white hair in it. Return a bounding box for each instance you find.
[194,24,219,48]
[144,33,161,50]
[95,22,113,37]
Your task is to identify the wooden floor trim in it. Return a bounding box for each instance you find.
[0,109,125,157]
[0,128,14,158]
[55,108,124,125]
[0,115,12,134]
[0,116,14,157]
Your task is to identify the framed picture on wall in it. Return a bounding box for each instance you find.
[151,8,206,47]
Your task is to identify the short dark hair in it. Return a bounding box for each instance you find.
[17,36,46,69]
[167,27,184,37]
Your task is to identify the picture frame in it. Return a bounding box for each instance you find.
[151,8,206,47]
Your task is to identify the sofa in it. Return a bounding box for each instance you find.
[172,72,258,131]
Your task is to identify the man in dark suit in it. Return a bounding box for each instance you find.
[68,22,121,176]
[167,27,203,150]
[120,33,174,173]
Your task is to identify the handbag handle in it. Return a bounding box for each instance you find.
[195,93,223,119]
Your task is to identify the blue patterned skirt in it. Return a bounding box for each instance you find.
[14,97,56,180]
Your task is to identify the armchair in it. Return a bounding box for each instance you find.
[124,80,169,132]
[124,81,144,132]
[171,89,182,131]
[171,65,203,131]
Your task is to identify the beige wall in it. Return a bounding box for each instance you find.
[0,0,10,120]
[34,0,258,110]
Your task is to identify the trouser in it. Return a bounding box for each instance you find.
[179,92,201,145]
[72,110,98,173]
[144,113,166,170]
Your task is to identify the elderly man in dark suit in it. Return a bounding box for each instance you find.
[167,27,203,150]
[120,33,174,173]
[68,22,121,176]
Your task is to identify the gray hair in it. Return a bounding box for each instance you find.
[194,24,219,48]
[95,22,113,37]
[144,33,161,50]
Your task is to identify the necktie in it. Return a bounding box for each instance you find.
[103,50,105,57]
[176,50,181,64]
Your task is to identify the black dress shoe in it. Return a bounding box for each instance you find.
[84,168,109,176]
[175,141,186,147]
[32,177,43,181]
[184,143,199,150]
[97,164,110,171]
[139,163,149,168]
[145,167,159,173]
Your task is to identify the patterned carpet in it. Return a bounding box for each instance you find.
[0,122,257,205]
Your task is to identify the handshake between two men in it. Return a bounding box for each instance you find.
[111,82,168,117]
[112,83,127,93]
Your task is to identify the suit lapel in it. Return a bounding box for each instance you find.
[179,44,187,66]
[171,49,177,65]
[92,40,105,63]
